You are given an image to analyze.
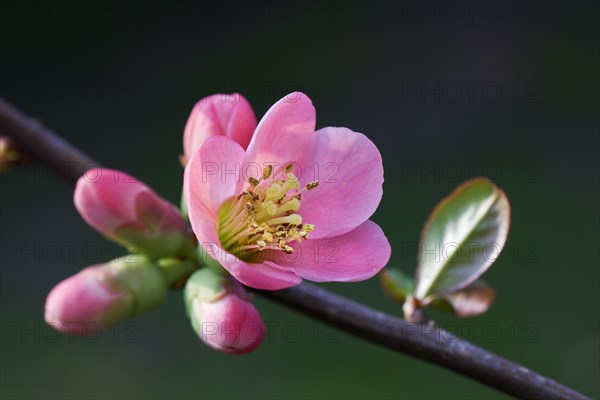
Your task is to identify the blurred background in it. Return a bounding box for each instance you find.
[1,1,598,399]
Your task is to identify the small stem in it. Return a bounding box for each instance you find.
[403,295,427,323]
[157,258,198,287]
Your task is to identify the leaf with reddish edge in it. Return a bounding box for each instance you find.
[425,280,497,318]
[414,178,510,299]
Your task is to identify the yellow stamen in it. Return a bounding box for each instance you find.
[266,184,282,200]
[218,169,318,261]
[262,231,274,242]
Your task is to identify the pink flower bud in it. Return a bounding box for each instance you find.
[45,257,167,335]
[45,265,133,335]
[193,291,265,354]
[185,269,265,354]
[74,168,189,259]
[182,93,257,165]
[0,135,30,171]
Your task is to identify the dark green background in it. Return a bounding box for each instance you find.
[1,1,598,399]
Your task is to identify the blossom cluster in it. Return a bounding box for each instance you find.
[45,92,390,354]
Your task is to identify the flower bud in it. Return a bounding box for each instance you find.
[0,136,30,171]
[45,256,168,334]
[181,93,257,165]
[184,269,264,354]
[74,168,191,259]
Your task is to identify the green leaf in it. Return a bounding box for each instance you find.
[414,178,510,298]
[380,269,415,303]
[425,280,496,318]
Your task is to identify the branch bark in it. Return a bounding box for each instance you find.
[0,97,589,400]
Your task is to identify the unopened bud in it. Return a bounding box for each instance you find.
[182,94,257,166]
[184,269,265,354]
[45,256,167,334]
[74,168,191,259]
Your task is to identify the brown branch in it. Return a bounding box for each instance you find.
[0,97,590,400]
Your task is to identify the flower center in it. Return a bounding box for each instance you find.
[218,164,318,262]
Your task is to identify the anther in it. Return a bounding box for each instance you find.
[248,177,260,187]
[301,224,315,232]
[263,165,273,180]
[306,181,319,190]
[244,203,255,214]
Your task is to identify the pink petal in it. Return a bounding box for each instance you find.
[270,221,391,282]
[184,136,245,225]
[239,92,316,191]
[221,255,302,290]
[298,127,384,239]
[183,93,257,162]
[225,95,258,149]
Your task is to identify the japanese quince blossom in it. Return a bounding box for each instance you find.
[184,92,391,290]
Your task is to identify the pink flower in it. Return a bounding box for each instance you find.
[185,269,265,354]
[44,258,167,334]
[182,93,257,165]
[184,92,391,290]
[74,168,189,259]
